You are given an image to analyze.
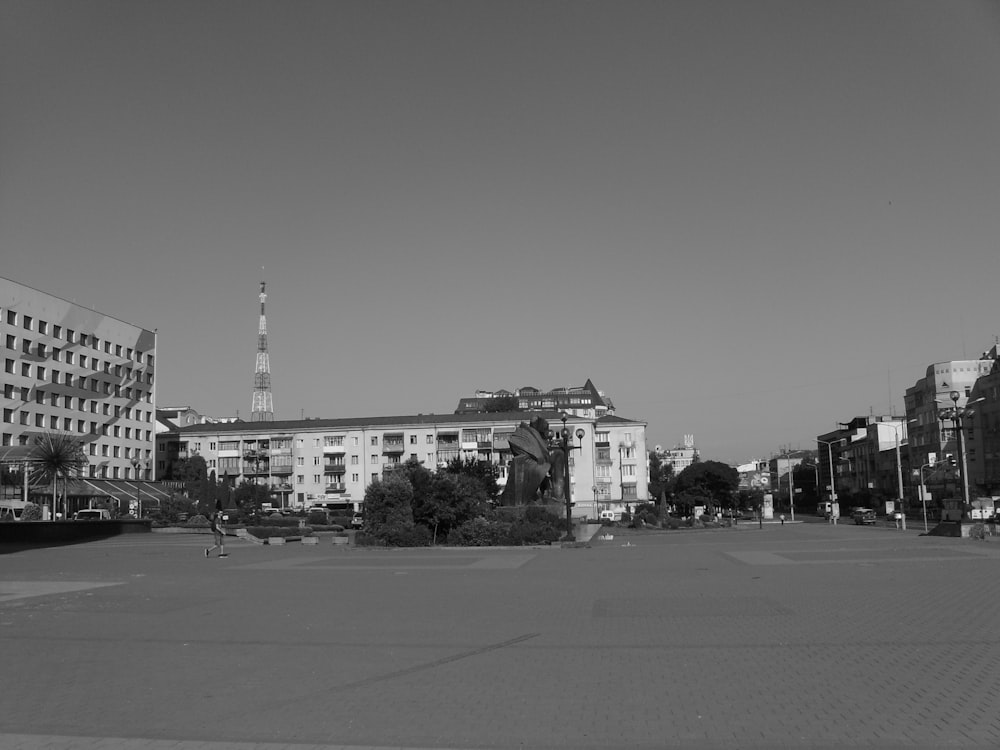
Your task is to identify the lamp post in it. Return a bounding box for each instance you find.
[937,391,984,521]
[816,438,841,523]
[877,422,907,531]
[130,456,146,518]
[557,413,585,542]
[916,460,941,533]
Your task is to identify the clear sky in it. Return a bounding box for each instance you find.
[2,0,998,464]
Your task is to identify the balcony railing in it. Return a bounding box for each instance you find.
[325,483,346,493]
[382,441,405,454]
[323,462,346,473]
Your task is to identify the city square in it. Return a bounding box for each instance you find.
[2,522,999,750]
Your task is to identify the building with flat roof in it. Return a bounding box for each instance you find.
[1,276,157,483]
[454,379,615,420]
[158,410,648,517]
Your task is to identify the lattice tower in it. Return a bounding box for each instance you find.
[251,279,274,421]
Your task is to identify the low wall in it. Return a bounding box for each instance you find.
[0,519,152,545]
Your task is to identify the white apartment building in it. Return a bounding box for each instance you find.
[159,411,648,518]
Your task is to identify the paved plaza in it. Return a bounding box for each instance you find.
[1,521,999,750]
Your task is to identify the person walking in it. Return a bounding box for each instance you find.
[206,509,227,557]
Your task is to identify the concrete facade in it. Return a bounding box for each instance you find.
[0,276,157,481]
[159,411,648,517]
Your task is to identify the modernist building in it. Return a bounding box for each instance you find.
[159,410,648,517]
[1,276,158,481]
[454,380,615,420]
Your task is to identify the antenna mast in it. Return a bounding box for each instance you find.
[251,275,274,422]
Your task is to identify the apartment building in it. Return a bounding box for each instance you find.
[904,354,996,499]
[159,411,648,517]
[0,276,157,481]
[966,347,1000,495]
[454,379,615,420]
[817,416,907,508]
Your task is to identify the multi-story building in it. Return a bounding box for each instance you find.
[653,435,698,473]
[904,354,996,502]
[1,276,157,481]
[817,416,907,510]
[454,379,615,420]
[159,410,648,518]
[964,346,1000,497]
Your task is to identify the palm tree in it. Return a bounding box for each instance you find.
[31,432,87,519]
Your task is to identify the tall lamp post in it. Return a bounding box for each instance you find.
[816,438,841,523]
[878,422,907,531]
[937,391,984,521]
[557,413,586,542]
[130,456,147,518]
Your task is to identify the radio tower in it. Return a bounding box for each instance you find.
[251,277,274,422]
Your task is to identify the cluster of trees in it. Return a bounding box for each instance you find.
[166,455,272,521]
[361,457,564,546]
[647,451,741,518]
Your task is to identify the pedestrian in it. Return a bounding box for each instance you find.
[206,509,227,557]
[780,514,785,526]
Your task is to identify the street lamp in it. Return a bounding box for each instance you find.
[816,438,841,523]
[557,413,585,542]
[916,459,942,533]
[877,422,907,531]
[130,456,147,517]
[936,391,984,521]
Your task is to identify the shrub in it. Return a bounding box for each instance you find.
[246,525,314,539]
[380,523,431,547]
[666,516,681,530]
[186,514,210,527]
[307,511,329,526]
[21,502,42,522]
[450,517,510,546]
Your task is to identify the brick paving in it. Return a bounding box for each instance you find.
[1,521,999,749]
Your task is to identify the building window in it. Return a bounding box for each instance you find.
[410,435,417,444]
[371,455,378,464]
[370,436,378,445]
[426,435,433,444]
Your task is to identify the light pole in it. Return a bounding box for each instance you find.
[937,391,984,521]
[130,456,146,517]
[557,413,585,542]
[916,460,941,533]
[816,438,841,523]
[877,422,907,531]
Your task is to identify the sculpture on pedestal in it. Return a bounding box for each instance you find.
[499,416,557,506]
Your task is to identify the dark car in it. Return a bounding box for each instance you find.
[852,508,876,525]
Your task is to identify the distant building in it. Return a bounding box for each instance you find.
[817,416,907,510]
[653,435,698,473]
[961,345,1000,496]
[157,410,648,517]
[454,379,614,420]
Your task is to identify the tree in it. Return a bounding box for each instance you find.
[363,472,420,544]
[31,432,87,519]
[647,452,674,506]
[443,456,500,503]
[413,472,491,543]
[481,396,520,413]
[673,460,739,510]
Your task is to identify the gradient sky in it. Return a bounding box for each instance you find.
[2,0,999,464]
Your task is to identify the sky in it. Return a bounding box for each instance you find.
[2,0,999,465]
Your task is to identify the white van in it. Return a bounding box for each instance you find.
[599,510,619,523]
[74,508,111,520]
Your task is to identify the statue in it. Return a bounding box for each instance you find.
[499,416,554,506]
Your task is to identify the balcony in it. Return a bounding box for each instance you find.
[323,462,346,474]
[382,440,405,455]
[325,483,346,494]
[242,463,270,475]
[270,463,293,476]
[323,444,346,454]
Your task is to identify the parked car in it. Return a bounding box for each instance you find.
[74,508,110,520]
[852,508,876,525]
[351,512,364,529]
